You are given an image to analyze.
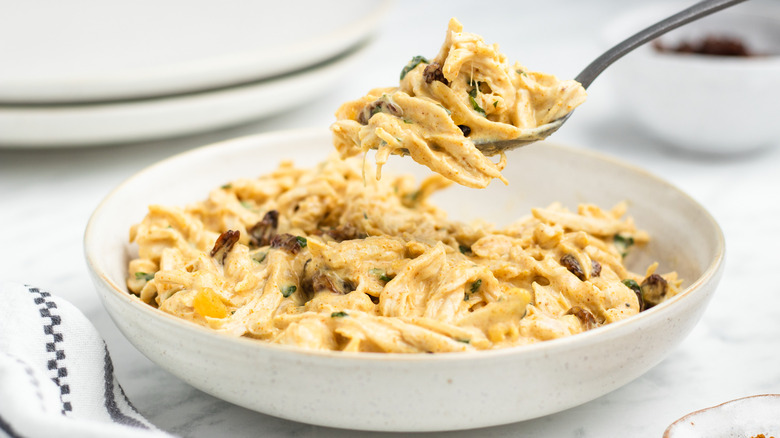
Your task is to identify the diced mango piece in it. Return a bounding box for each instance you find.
[193,287,228,319]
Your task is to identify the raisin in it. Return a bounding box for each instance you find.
[422,62,449,85]
[640,274,668,308]
[270,233,305,254]
[561,254,586,281]
[210,230,240,264]
[357,98,403,125]
[567,306,598,330]
[591,260,602,277]
[248,210,278,247]
[324,223,367,242]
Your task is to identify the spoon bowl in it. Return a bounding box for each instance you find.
[475,115,569,156]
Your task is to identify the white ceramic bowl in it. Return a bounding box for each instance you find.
[85,128,725,432]
[603,2,780,153]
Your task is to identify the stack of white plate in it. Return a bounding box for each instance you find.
[0,0,391,147]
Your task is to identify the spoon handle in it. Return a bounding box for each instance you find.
[575,0,748,88]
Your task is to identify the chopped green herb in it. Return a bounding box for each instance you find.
[369,268,392,282]
[331,311,349,318]
[405,190,421,203]
[437,104,452,115]
[400,55,429,80]
[280,285,297,297]
[402,119,414,124]
[456,339,470,344]
[251,251,267,263]
[134,272,155,282]
[395,137,403,143]
[464,293,470,301]
[614,234,635,258]
[240,201,254,210]
[468,88,486,116]
[493,101,498,108]
[221,183,232,189]
[458,244,471,254]
[470,279,482,293]
[516,69,528,77]
[296,236,308,248]
[622,279,641,294]
[363,212,368,220]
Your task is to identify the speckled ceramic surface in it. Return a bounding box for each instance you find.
[84,128,725,431]
[664,394,780,438]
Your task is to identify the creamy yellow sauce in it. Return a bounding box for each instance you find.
[126,156,681,353]
[331,18,587,189]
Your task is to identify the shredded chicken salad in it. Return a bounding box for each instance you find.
[125,18,678,354]
[331,18,587,189]
[126,155,681,353]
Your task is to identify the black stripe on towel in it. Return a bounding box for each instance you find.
[27,286,72,415]
[103,345,150,429]
[0,412,24,438]
[8,353,46,412]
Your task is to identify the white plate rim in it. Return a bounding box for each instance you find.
[0,0,393,103]
[0,43,371,148]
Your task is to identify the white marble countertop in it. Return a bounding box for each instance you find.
[2,1,779,436]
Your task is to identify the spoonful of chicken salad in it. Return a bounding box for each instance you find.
[331,0,746,189]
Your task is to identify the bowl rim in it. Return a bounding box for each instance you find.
[84,127,726,363]
[663,394,780,437]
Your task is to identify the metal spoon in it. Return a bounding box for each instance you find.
[475,0,747,156]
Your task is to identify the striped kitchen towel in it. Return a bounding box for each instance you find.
[0,282,173,438]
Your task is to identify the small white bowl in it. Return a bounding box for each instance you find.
[664,394,780,437]
[84,128,725,431]
[603,2,780,153]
